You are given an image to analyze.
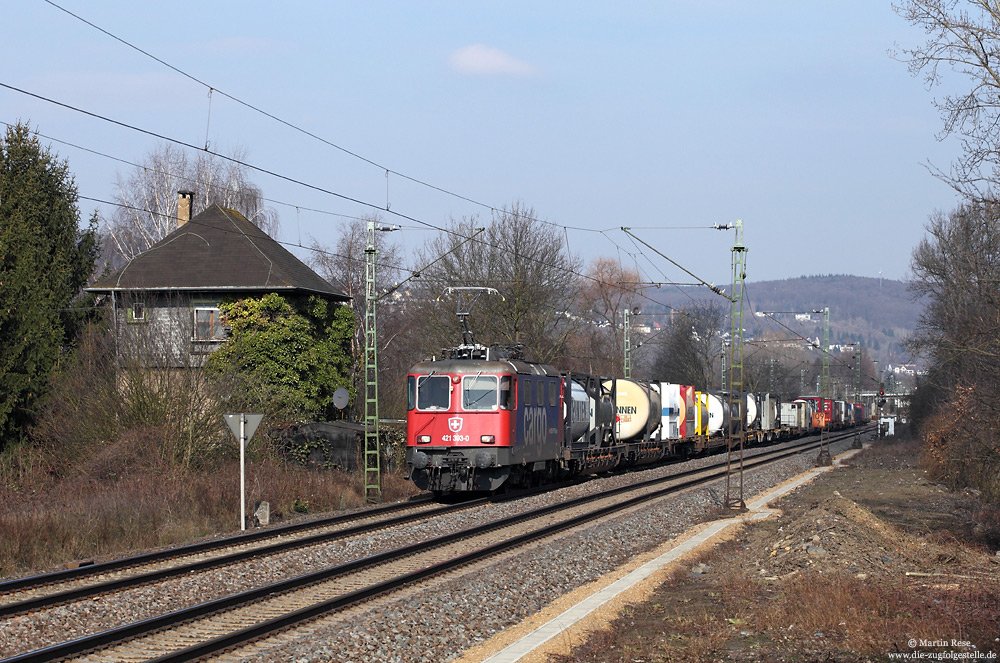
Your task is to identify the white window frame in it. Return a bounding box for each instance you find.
[126,301,147,323]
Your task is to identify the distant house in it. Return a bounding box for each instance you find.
[87,192,349,367]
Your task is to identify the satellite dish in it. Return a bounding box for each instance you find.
[333,388,350,410]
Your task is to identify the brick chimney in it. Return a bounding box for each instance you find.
[177,190,195,228]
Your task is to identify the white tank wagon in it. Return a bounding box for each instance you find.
[605,378,661,442]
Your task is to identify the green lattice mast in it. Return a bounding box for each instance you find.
[623,307,632,378]
[725,220,747,510]
[817,306,832,466]
[364,219,381,503]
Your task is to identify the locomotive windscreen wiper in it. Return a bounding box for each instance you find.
[464,372,499,410]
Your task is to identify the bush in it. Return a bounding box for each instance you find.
[207,294,354,422]
[32,323,231,472]
[920,384,1000,504]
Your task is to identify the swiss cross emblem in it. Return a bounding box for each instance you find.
[448,417,463,432]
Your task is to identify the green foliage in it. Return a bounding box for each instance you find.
[206,293,354,420]
[0,121,98,448]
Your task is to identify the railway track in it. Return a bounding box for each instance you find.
[0,493,474,617]
[1,429,864,663]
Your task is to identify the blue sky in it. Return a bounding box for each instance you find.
[1,1,963,283]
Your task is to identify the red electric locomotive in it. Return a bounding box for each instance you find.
[405,343,619,493]
[406,345,565,493]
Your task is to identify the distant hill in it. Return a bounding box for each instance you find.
[641,275,923,367]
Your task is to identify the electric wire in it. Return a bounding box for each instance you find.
[3,83,743,358]
[79,194,413,281]
[0,92,707,321]
[16,6,899,398]
[40,1,738,242]
[0,120,373,226]
[754,309,881,389]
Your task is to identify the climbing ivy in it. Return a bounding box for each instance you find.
[206,293,354,420]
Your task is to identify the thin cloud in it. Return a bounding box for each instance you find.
[449,44,537,77]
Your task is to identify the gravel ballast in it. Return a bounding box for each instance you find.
[0,436,854,662]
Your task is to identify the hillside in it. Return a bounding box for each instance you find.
[642,275,923,369]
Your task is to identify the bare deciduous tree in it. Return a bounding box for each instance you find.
[308,214,415,419]
[308,214,403,355]
[569,257,644,375]
[894,0,1000,198]
[907,201,1000,501]
[412,202,581,364]
[648,302,726,389]
[909,202,1000,388]
[105,143,279,264]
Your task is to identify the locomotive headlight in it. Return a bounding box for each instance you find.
[417,435,431,444]
[480,435,495,444]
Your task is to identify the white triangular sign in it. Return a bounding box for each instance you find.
[224,413,265,443]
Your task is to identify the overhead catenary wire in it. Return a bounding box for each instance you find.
[753,308,881,389]
[79,190,683,328]
[0,97,674,315]
[2,82,740,344]
[41,0,517,220]
[39,1,726,242]
[8,4,859,387]
[0,120,372,226]
[16,1,761,326]
[79,194,414,281]
[622,230,703,306]
[621,227,728,298]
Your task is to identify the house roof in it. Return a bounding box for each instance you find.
[88,205,349,301]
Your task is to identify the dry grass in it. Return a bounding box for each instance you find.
[550,437,1000,663]
[552,560,1000,663]
[0,443,418,579]
[720,569,1000,655]
[0,323,421,580]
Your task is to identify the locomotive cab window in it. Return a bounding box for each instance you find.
[415,375,450,410]
[499,376,512,410]
[462,375,498,411]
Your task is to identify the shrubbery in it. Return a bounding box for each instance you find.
[909,203,1000,506]
[0,294,414,579]
[206,293,355,422]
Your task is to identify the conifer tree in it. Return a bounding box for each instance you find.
[0,121,98,447]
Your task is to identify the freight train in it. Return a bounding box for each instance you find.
[404,344,865,494]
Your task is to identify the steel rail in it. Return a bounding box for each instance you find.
[152,431,866,663]
[0,497,488,618]
[2,429,864,663]
[0,494,436,594]
[0,427,865,621]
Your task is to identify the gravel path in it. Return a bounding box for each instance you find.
[0,435,852,662]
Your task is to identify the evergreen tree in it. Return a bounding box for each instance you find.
[0,121,98,448]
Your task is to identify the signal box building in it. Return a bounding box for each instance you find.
[87,193,349,368]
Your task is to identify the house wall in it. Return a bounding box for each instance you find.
[115,292,227,369]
